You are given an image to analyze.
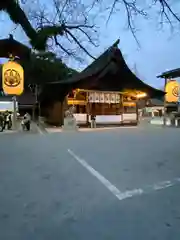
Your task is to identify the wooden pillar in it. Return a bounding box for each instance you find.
[136,100,139,122]
[92,103,95,116]
[32,104,35,121]
[89,103,91,118]
[61,96,68,126]
[46,100,66,126]
[121,94,124,122]
[163,78,167,126]
[86,92,89,126]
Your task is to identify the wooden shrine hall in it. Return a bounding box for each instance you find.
[42,39,164,126]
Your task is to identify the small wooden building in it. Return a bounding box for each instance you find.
[42,40,164,126]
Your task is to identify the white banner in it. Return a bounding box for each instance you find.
[94,92,100,102]
[115,94,120,103]
[88,92,95,102]
[88,92,120,103]
[99,93,105,103]
[104,93,110,103]
[110,93,116,103]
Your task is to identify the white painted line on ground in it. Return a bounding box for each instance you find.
[68,149,180,202]
[68,149,143,201]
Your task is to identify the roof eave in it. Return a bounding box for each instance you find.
[157,68,180,79]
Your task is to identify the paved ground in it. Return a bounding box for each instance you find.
[0,126,180,239]
[45,125,137,133]
[0,121,41,135]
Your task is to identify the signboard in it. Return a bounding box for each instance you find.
[2,61,24,95]
[165,80,180,103]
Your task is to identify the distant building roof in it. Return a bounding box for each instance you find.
[157,68,180,79]
[0,96,12,101]
[17,91,36,105]
[0,90,35,106]
[0,35,31,59]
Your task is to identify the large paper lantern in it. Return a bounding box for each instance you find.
[2,61,24,95]
[165,80,180,102]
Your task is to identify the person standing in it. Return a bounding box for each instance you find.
[3,111,9,130]
[8,112,13,129]
[90,114,96,128]
[23,112,31,131]
[0,113,4,131]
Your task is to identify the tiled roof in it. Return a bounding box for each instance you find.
[47,39,164,99]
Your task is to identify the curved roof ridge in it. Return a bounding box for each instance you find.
[48,40,164,98]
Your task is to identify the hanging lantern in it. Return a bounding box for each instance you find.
[2,60,24,95]
[165,80,180,102]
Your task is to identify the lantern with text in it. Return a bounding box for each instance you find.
[165,80,180,103]
[2,61,24,95]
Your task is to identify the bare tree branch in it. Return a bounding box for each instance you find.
[1,0,180,59]
[0,0,98,61]
[122,0,147,47]
[54,35,85,62]
[158,0,180,22]
[107,0,180,25]
[65,28,96,59]
[52,0,69,22]
[28,0,98,59]
[104,0,180,45]
[76,27,98,47]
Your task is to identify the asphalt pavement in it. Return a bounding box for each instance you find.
[0,121,41,135]
[0,126,180,239]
